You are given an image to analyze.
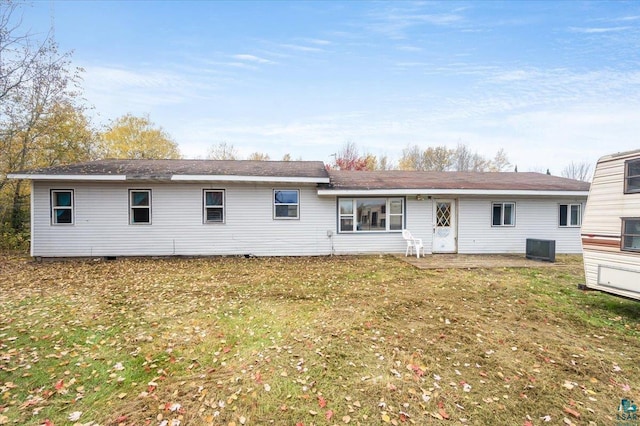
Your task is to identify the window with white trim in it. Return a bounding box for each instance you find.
[338,198,404,232]
[129,189,151,224]
[274,190,299,219]
[204,190,225,223]
[559,204,581,227]
[51,190,74,225]
[622,218,640,251]
[492,202,515,227]
[625,158,640,194]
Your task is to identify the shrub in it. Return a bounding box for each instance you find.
[0,223,30,252]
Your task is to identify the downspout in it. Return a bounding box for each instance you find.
[30,180,34,257]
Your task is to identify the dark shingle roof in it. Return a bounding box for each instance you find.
[327,170,590,192]
[14,159,330,180]
[11,159,590,192]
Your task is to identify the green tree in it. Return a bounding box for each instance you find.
[33,101,96,167]
[97,114,180,159]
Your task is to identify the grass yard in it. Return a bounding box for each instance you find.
[1,254,639,426]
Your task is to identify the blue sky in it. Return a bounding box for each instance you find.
[23,1,640,173]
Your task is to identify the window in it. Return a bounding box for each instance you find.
[274,190,299,219]
[51,190,74,225]
[625,159,640,193]
[338,198,404,232]
[559,204,581,227]
[622,218,640,251]
[129,190,151,224]
[204,190,225,223]
[492,202,515,226]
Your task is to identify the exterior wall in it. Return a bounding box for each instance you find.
[457,197,585,254]
[583,250,640,299]
[581,151,640,298]
[32,181,337,257]
[31,182,585,257]
[582,154,640,236]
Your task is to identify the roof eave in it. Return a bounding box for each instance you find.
[7,173,330,184]
[7,173,127,181]
[317,188,589,197]
[171,175,330,184]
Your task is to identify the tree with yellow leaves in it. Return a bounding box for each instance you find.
[97,114,181,159]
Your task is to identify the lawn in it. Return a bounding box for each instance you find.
[0,254,639,426]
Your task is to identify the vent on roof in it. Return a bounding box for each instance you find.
[526,238,556,262]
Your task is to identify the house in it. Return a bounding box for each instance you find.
[582,149,640,300]
[8,159,590,258]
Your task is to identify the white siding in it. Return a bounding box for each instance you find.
[583,250,640,300]
[32,181,337,257]
[457,197,584,254]
[31,183,585,257]
[582,154,640,236]
[581,151,640,297]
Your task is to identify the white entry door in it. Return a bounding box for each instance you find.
[433,199,457,253]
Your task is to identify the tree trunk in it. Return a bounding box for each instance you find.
[10,179,26,231]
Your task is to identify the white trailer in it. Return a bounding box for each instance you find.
[582,149,640,300]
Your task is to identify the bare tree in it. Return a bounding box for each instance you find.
[400,143,508,172]
[398,145,428,170]
[329,141,377,170]
[247,152,270,161]
[376,155,395,170]
[489,148,511,172]
[1,1,86,230]
[561,161,592,181]
[207,142,238,160]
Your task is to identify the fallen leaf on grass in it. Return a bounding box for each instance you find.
[563,407,580,418]
[437,400,450,419]
[68,411,82,422]
[318,395,327,408]
[439,408,450,420]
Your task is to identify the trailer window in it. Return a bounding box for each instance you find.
[622,218,640,251]
[625,159,640,193]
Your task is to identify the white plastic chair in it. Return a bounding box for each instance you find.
[402,230,424,258]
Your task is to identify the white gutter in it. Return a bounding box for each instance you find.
[7,174,127,181]
[317,188,589,197]
[171,175,330,184]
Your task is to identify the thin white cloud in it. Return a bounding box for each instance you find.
[232,54,275,64]
[279,43,325,52]
[304,38,332,45]
[396,45,423,52]
[224,61,258,69]
[569,26,632,34]
[362,3,466,39]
